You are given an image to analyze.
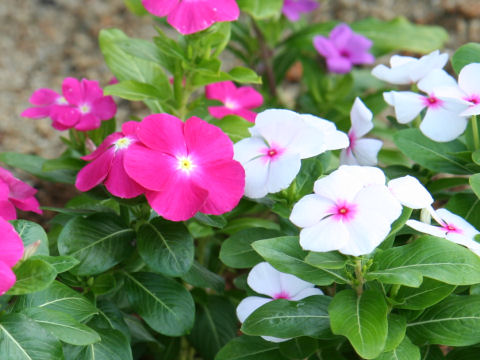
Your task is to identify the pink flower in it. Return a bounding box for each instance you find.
[142,0,240,35]
[205,81,263,123]
[282,0,318,22]
[22,78,117,131]
[313,23,374,74]
[0,218,24,295]
[124,114,245,221]
[0,167,42,220]
[75,122,146,199]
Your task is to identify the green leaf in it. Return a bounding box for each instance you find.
[237,0,283,19]
[31,255,79,273]
[23,307,100,346]
[12,220,49,255]
[452,43,480,74]
[58,213,135,275]
[446,347,480,359]
[394,129,472,175]
[384,314,406,352]
[181,261,225,293]
[446,192,480,229]
[375,336,420,360]
[407,295,480,346]
[305,251,347,269]
[242,296,331,339]
[0,313,64,360]
[188,295,237,360]
[91,273,117,295]
[123,272,195,336]
[329,289,388,359]
[12,281,98,322]
[210,116,253,143]
[222,217,280,235]
[124,0,148,15]
[220,228,281,268]
[105,80,170,101]
[137,217,194,277]
[470,173,480,199]
[192,67,261,87]
[8,259,57,295]
[394,278,456,310]
[193,213,227,228]
[367,236,480,287]
[279,337,318,359]
[215,336,286,360]
[252,236,349,285]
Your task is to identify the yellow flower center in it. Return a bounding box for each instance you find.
[114,137,131,150]
[177,156,195,173]
[79,104,91,114]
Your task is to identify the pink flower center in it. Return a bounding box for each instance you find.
[225,99,239,110]
[340,49,350,58]
[422,95,443,109]
[441,223,463,234]
[261,144,284,163]
[464,94,480,105]
[273,291,291,300]
[328,200,358,222]
[347,131,356,154]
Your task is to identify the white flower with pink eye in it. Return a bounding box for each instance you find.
[340,97,382,166]
[371,50,448,85]
[236,262,324,343]
[406,208,480,256]
[383,69,469,142]
[290,165,402,256]
[233,109,349,199]
[387,175,434,210]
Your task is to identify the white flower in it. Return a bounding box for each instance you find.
[236,262,323,343]
[406,208,480,256]
[290,165,402,256]
[234,109,348,198]
[387,175,433,209]
[340,97,383,166]
[371,50,448,85]
[383,69,469,142]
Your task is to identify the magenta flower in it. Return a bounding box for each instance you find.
[76,122,146,199]
[142,0,240,35]
[205,81,263,123]
[282,0,318,22]
[22,78,116,131]
[313,23,374,74]
[0,218,24,295]
[124,114,245,221]
[0,167,42,220]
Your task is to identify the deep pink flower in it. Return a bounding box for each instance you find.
[75,122,146,199]
[205,81,263,123]
[124,114,245,221]
[142,0,239,35]
[0,218,24,295]
[313,23,374,74]
[282,0,318,22]
[0,167,42,220]
[22,78,116,131]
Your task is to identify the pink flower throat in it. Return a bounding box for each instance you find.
[464,94,480,105]
[261,144,284,162]
[441,223,463,234]
[422,95,443,109]
[273,291,291,300]
[328,200,358,222]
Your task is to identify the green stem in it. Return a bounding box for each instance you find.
[354,258,364,296]
[390,284,400,298]
[472,115,480,150]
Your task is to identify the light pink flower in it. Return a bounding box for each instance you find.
[205,81,263,123]
[313,23,374,74]
[282,0,318,22]
[76,122,145,199]
[124,114,245,221]
[236,262,323,343]
[142,0,239,35]
[0,218,24,295]
[0,167,42,220]
[384,69,469,142]
[340,98,382,166]
[290,165,402,256]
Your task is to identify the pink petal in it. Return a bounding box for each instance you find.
[75,114,102,131]
[81,79,103,103]
[326,56,353,74]
[75,149,115,192]
[81,132,122,161]
[233,108,258,123]
[208,106,236,119]
[10,197,42,215]
[137,114,187,156]
[313,36,339,59]
[235,87,263,109]
[0,261,16,295]
[51,106,81,128]
[184,116,234,163]
[20,107,51,119]
[122,121,140,136]
[104,150,145,198]
[0,200,17,220]
[142,0,179,17]
[62,77,83,106]
[29,88,60,106]
[210,0,239,22]
[0,219,24,267]
[205,81,237,102]
[193,160,245,215]
[330,23,353,48]
[92,96,117,120]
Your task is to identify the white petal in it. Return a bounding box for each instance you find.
[299,217,349,253]
[410,51,448,83]
[243,157,269,199]
[418,69,457,94]
[266,153,301,195]
[236,296,271,323]
[352,138,383,166]
[290,287,324,301]
[247,262,282,298]
[434,85,466,101]
[278,272,317,299]
[234,137,267,164]
[383,91,425,124]
[350,97,373,138]
[339,148,359,165]
[436,208,480,239]
[461,103,480,117]
[420,107,468,142]
[446,233,480,256]
[406,219,446,238]
[458,63,480,96]
[387,175,433,209]
[390,55,417,67]
[290,194,335,228]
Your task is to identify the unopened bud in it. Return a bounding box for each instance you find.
[23,240,42,260]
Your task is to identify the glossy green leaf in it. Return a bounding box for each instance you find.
[105,80,170,101]
[279,337,318,359]
[12,220,49,255]
[452,43,480,74]
[376,336,420,360]
[123,272,194,336]
[446,347,480,359]
[446,192,480,229]
[222,217,280,235]
[124,0,148,15]
[210,116,253,143]
[31,255,79,273]
[329,289,388,359]
[215,336,286,360]
[91,273,117,295]
[237,0,283,19]
[305,251,347,269]
[182,261,225,293]
[8,259,57,295]
[193,213,227,228]
[384,314,406,352]
[470,173,480,199]
[394,278,456,310]
[58,213,135,275]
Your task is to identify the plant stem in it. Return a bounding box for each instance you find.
[472,115,480,150]
[252,20,277,97]
[390,284,400,298]
[354,258,364,296]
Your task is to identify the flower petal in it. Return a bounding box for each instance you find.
[236,296,271,323]
[0,261,16,295]
[419,106,468,142]
[242,156,270,199]
[383,91,425,124]
[266,153,301,195]
[0,219,23,267]
[247,262,282,298]
[388,175,433,209]
[290,287,324,301]
[299,217,349,252]
[205,81,237,102]
[137,114,187,156]
[350,97,373,138]
[459,63,480,96]
[437,208,480,239]
[142,0,179,16]
[406,219,446,238]
[418,69,457,94]
[76,149,114,192]
[290,194,335,228]
[235,87,263,109]
[62,77,83,105]
[104,150,145,198]
[351,138,382,166]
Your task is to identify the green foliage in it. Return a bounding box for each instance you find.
[216,336,288,360]
[452,43,480,74]
[237,0,283,19]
